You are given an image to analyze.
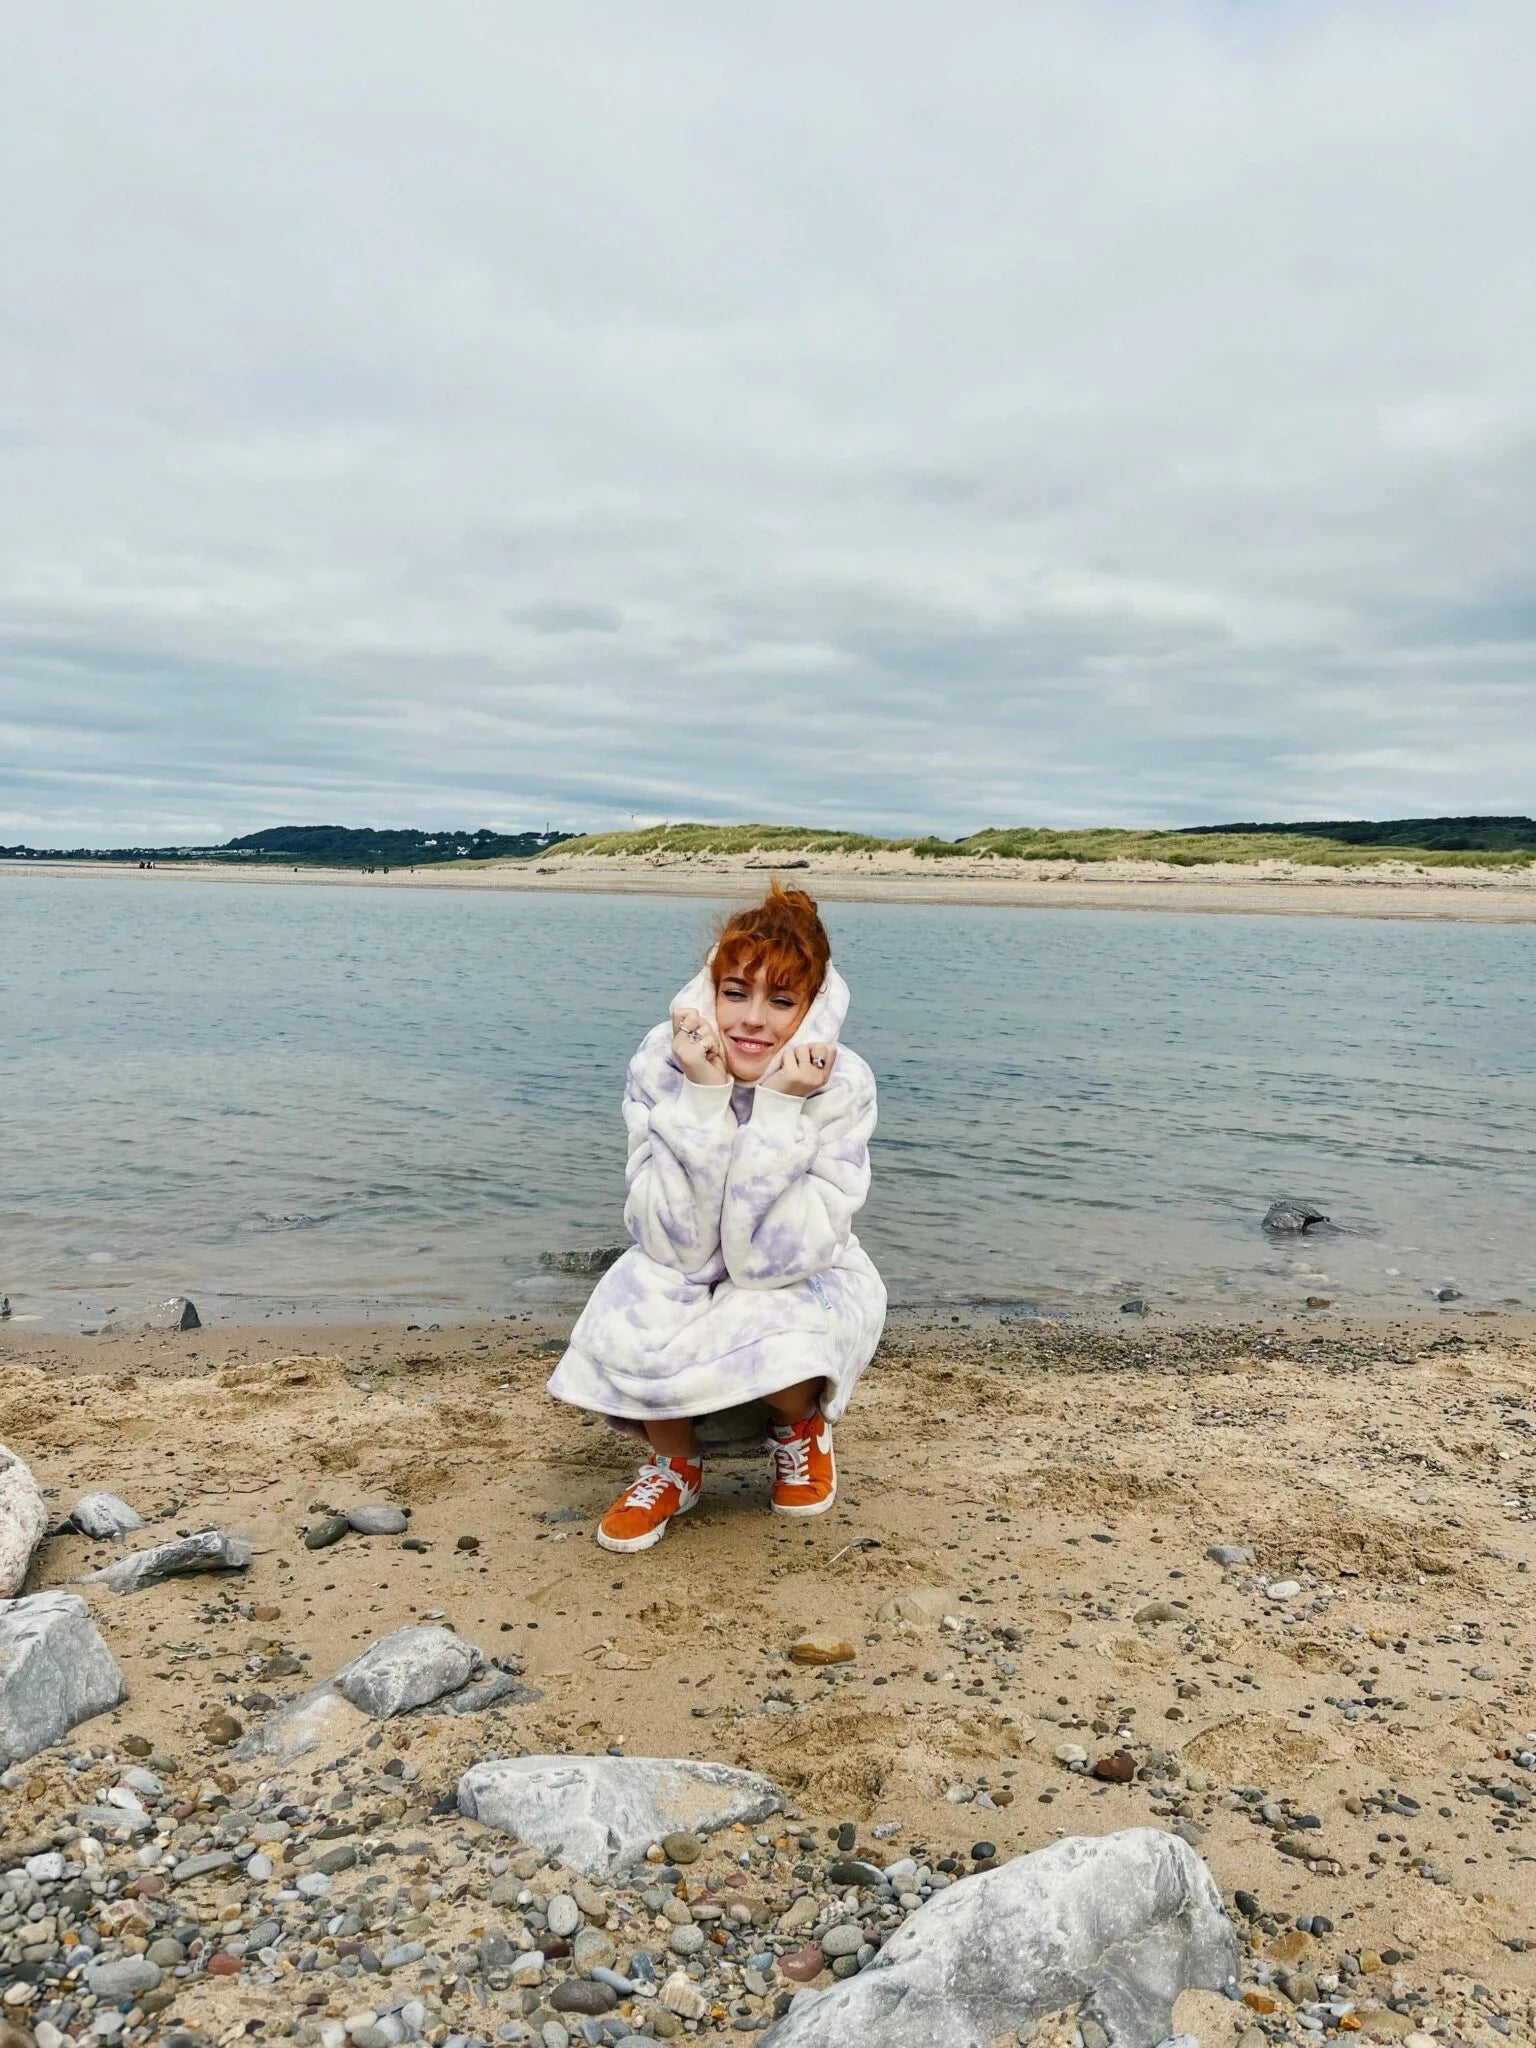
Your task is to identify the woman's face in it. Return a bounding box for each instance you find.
[714,966,810,1082]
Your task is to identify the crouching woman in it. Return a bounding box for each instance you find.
[546,883,887,1552]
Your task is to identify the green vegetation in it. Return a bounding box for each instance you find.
[550,817,1536,868]
[1,826,575,868]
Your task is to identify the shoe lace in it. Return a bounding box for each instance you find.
[624,1460,681,1510]
[772,1428,812,1487]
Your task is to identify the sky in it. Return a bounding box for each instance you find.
[2,1,1533,847]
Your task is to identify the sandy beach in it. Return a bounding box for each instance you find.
[6,852,1536,922]
[6,1309,1536,2042]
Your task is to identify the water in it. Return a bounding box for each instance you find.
[3,872,1533,1329]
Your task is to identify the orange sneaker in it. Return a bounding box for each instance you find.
[769,1415,836,1517]
[596,1454,703,1553]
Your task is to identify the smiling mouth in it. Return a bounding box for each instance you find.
[730,1036,773,1058]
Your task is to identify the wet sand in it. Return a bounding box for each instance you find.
[7,853,1536,922]
[6,1310,1536,2039]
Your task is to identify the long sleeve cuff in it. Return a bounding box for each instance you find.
[677,1077,734,1125]
[748,1084,806,1136]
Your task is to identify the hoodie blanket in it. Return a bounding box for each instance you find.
[546,959,886,1424]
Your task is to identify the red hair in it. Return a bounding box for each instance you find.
[711,882,830,1006]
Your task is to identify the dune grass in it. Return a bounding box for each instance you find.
[546,821,1534,868]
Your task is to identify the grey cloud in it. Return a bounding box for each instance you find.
[1,0,1533,845]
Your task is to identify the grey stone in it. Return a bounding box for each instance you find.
[758,1828,1237,2048]
[85,1955,162,1999]
[432,1669,543,1716]
[137,1295,201,1330]
[346,1504,410,1536]
[0,1589,127,1766]
[67,1493,145,1541]
[174,1850,237,1882]
[234,1681,368,1761]
[337,1626,484,1718]
[0,1443,49,1598]
[546,1894,581,1939]
[819,1924,862,1959]
[1262,1200,1329,1234]
[84,1529,251,1593]
[304,1516,351,1551]
[1206,1545,1254,1568]
[79,1801,154,1835]
[457,1754,784,1879]
[874,1587,956,1626]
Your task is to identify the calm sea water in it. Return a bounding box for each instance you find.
[3,872,1533,1330]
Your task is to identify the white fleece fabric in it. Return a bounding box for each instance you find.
[546,959,887,1423]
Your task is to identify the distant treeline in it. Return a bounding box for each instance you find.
[557,816,1536,867]
[0,825,576,868]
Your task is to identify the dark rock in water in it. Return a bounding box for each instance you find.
[1263,1200,1330,1234]
[1120,1299,1147,1317]
[539,1246,628,1276]
[1432,1285,1462,1302]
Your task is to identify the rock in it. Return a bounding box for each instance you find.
[432,1668,543,1716]
[826,1859,885,1888]
[305,1516,351,1551]
[1120,1299,1147,1317]
[820,1924,862,1960]
[781,1946,825,1983]
[546,1893,581,1938]
[85,1528,252,1592]
[874,1587,957,1625]
[789,1635,855,1666]
[1134,1603,1179,1625]
[1093,1752,1136,1783]
[346,1504,410,1536]
[658,1973,709,2020]
[1054,1743,1089,1767]
[1304,1296,1332,1310]
[0,1589,128,1765]
[1262,1200,1328,1234]
[1207,1545,1254,1568]
[66,1492,145,1541]
[457,1754,784,1878]
[539,1248,627,1276]
[235,1682,368,1761]
[662,1830,702,1864]
[1432,1285,1461,1303]
[759,1829,1236,2048]
[1264,1580,1301,1602]
[336,1626,484,1718]
[85,1956,162,1999]
[0,1446,49,1598]
[201,1709,243,1746]
[549,1984,617,2017]
[134,1296,201,1331]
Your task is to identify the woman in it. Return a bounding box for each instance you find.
[547,883,886,1553]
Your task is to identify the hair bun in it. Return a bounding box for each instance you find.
[710,879,831,1005]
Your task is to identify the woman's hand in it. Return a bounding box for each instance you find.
[671,1008,728,1086]
[760,1043,837,1097]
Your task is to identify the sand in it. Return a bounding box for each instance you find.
[7,851,1536,921]
[6,1309,1536,2038]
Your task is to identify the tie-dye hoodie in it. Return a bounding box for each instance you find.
[546,957,886,1424]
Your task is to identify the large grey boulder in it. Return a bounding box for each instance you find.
[0,1445,49,1598]
[0,1590,128,1766]
[84,1529,251,1593]
[136,1296,201,1332]
[457,1755,784,1878]
[759,1829,1237,2048]
[336,1626,484,1718]
[68,1492,146,1540]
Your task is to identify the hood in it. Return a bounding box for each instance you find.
[669,954,850,1078]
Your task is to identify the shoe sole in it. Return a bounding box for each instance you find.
[595,1491,699,1553]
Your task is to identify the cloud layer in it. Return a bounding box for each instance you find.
[3,1,1533,844]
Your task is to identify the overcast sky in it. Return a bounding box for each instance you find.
[3,2,1533,846]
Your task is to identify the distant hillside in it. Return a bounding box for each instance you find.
[554,817,1536,868]
[0,825,575,868]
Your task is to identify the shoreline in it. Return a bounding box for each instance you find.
[4,1307,1536,2042]
[8,852,1536,921]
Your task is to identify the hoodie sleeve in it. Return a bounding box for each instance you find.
[720,1058,876,1289]
[621,1043,735,1274]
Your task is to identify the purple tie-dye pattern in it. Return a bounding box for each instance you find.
[546,960,887,1425]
